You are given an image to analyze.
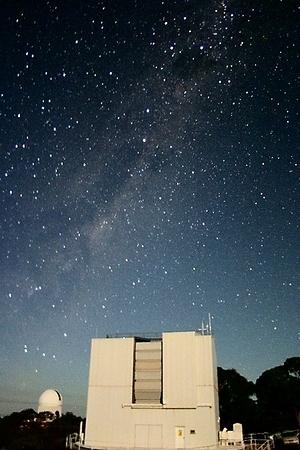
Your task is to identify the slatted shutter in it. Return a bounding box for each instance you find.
[133,340,162,404]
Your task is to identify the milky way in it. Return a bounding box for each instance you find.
[0,0,299,415]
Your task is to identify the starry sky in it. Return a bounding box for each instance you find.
[0,0,299,416]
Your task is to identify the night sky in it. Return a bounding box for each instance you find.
[1,0,299,416]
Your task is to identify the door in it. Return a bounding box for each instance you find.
[135,425,148,447]
[175,426,185,448]
[135,424,162,448]
[149,425,162,448]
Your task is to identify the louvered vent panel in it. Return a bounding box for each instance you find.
[133,340,162,404]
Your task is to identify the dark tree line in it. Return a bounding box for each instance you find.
[0,411,82,450]
[218,357,300,433]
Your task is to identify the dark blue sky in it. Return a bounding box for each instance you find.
[0,0,299,416]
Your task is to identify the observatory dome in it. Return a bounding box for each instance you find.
[38,389,63,416]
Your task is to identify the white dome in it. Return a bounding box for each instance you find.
[38,389,63,416]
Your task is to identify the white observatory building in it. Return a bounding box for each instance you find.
[83,329,219,450]
[38,389,63,417]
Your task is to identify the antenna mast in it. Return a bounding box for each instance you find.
[208,313,212,334]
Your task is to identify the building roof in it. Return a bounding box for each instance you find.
[38,389,63,406]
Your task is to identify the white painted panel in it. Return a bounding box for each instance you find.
[135,424,162,448]
[163,332,196,407]
[148,425,162,448]
[135,424,148,447]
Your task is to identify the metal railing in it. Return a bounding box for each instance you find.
[244,437,274,450]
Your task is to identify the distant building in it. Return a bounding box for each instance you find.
[219,424,244,447]
[83,330,219,450]
[38,389,63,417]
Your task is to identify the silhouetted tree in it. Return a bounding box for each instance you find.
[256,357,300,431]
[46,412,83,444]
[218,367,257,432]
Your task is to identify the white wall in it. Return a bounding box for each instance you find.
[84,332,219,449]
[85,337,134,445]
